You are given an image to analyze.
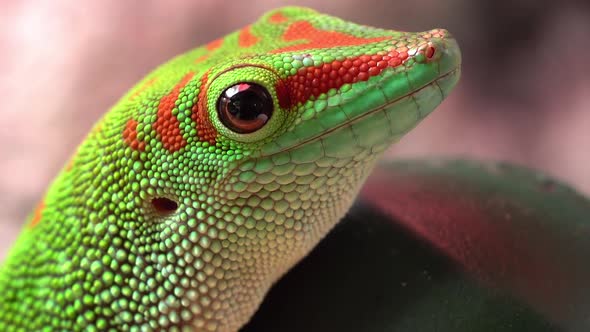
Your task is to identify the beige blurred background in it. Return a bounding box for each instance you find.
[1,0,589,258]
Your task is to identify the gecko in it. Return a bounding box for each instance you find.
[0,6,461,332]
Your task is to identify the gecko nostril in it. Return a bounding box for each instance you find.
[425,45,436,59]
[151,197,179,214]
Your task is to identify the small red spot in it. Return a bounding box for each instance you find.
[238,25,259,48]
[192,71,217,144]
[29,201,45,228]
[130,77,157,100]
[277,49,408,108]
[207,38,223,51]
[194,54,209,64]
[269,12,288,23]
[65,158,75,171]
[195,38,224,63]
[154,73,194,152]
[123,119,146,151]
[272,21,389,53]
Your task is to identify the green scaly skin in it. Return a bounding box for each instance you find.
[0,6,461,332]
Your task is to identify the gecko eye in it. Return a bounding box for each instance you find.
[217,82,273,134]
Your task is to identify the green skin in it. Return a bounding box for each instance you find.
[0,6,461,332]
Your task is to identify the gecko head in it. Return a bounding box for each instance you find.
[91,6,462,332]
[160,7,462,330]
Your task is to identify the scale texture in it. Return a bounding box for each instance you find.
[0,6,461,332]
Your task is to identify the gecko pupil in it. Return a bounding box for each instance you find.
[217,82,273,133]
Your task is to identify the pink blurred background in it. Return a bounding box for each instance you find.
[1,0,589,258]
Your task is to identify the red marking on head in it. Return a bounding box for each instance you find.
[196,38,224,63]
[272,21,389,53]
[207,38,223,51]
[65,157,75,171]
[277,50,409,108]
[123,119,146,151]
[29,200,45,228]
[130,77,157,100]
[154,73,194,152]
[192,71,217,144]
[238,26,259,48]
[269,12,288,23]
[275,80,291,109]
[195,54,209,64]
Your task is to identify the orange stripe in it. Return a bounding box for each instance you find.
[273,21,388,53]
[192,71,217,144]
[154,73,194,152]
[123,119,146,151]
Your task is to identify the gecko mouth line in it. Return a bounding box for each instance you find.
[263,65,461,158]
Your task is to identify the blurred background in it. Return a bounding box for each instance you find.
[0,0,589,258]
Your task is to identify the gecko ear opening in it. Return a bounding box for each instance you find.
[151,197,179,214]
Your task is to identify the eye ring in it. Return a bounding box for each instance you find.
[217,82,273,134]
